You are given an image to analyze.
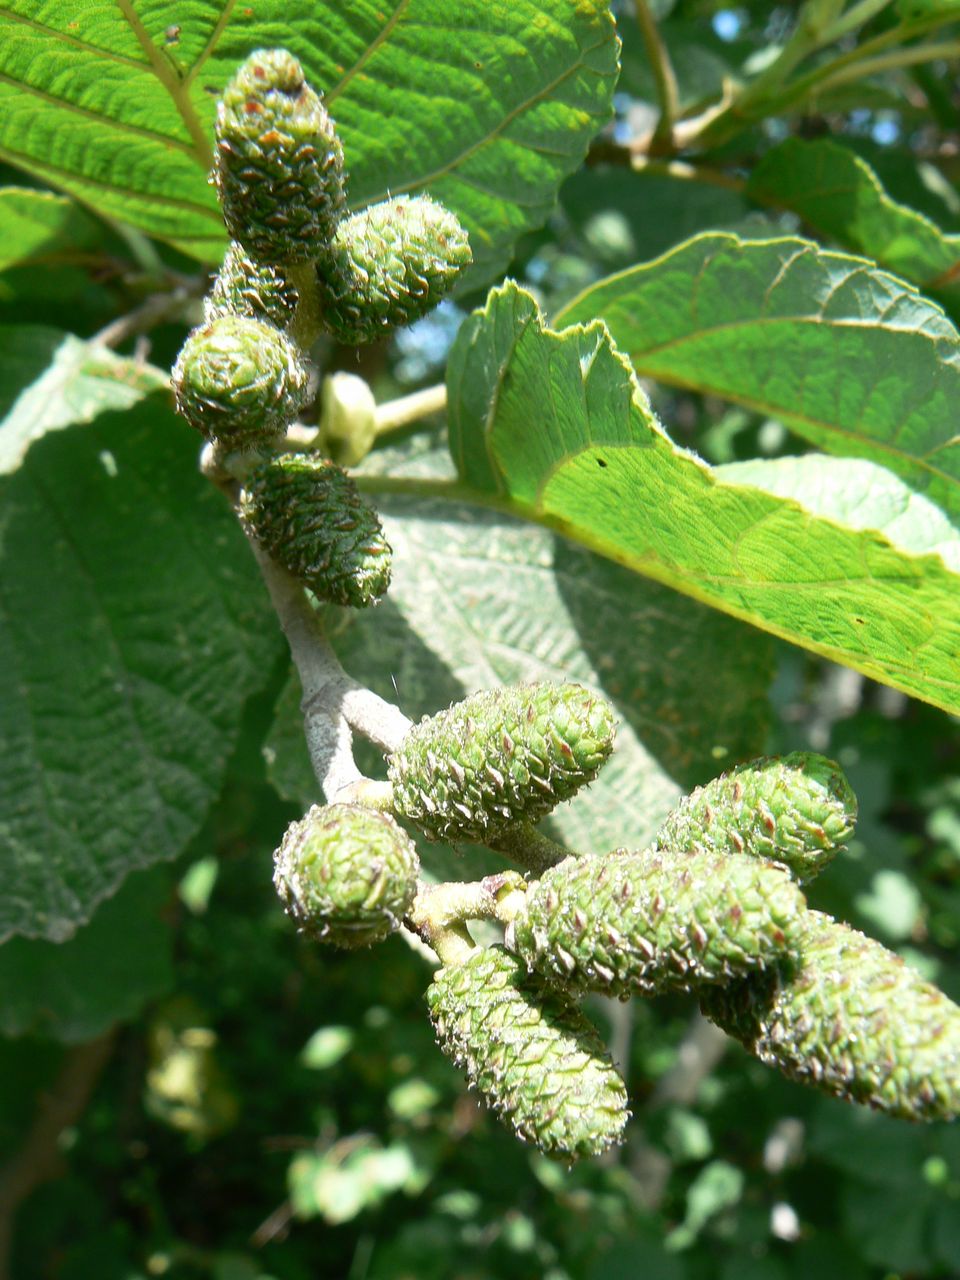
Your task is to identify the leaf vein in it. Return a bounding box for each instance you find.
[0,70,197,156]
[326,0,412,104]
[0,9,146,69]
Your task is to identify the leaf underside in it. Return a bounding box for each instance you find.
[0,395,283,941]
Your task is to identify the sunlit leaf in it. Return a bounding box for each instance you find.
[558,232,960,519]
[443,281,960,713]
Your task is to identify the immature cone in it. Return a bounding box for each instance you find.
[389,682,616,844]
[508,848,806,999]
[172,314,308,449]
[215,48,345,263]
[241,452,392,607]
[655,753,857,883]
[427,945,629,1160]
[317,195,472,344]
[273,803,419,948]
[701,910,960,1121]
[205,242,299,330]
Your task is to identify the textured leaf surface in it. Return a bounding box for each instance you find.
[0,868,173,1041]
[0,1,618,278]
[0,326,166,472]
[0,187,100,274]
[557,233,960,519]
[445,282,960,713]
[748,139,960,304]
[268,441,773,861]
[0,396,282,941]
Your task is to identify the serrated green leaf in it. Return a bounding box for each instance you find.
[0,1,618,281]
[442,281,960,713]
[269,443,772,860]
[0,396,283,941]
[0,867,173,1041]
[0,326,166,472]
[556,233,960,520]
[748,139,960,305]
[0,187,100,274]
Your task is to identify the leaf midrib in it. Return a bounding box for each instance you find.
[0,6,146,69]
[0,69,197,156]
[114,0,213,168]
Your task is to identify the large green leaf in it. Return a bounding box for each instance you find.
[747,139,960,305]
[439,282,960,713]
[0,867,173,1041]
[268,441,773,864]
[557,232,960,520]
[0,325,166,472]
[0,396,283,941]
[0,1,618,280]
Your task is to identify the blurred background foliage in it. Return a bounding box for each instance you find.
[2,0,960,1276]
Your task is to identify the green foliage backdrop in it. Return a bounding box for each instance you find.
[1,0,960,1277]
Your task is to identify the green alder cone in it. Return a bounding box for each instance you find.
[700,910,960,1121]
[172,315,309,449]
[215,48,346,264]
[316,195,472,344]
[273,803,419,948]
[241,452,392,607]
[388,682,616,844]
[655,753,857,882]
[205,242,299,330]
[508,848,806,999]
[427,945,629,1160]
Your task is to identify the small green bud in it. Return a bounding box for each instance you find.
[319,371,377,466]
[205,241,299,330]
[215,48,346,263]
[273,803,419,948]
[701,910,960,1121]
[509,847,805,999]
[172,314,308,449]
[655,753,856,882]
[317,195,471,344]
[389,682,615,844]
[427,945,629,1160]
[241,452,392,607]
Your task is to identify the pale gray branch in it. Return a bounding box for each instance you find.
[243,534,411,800]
